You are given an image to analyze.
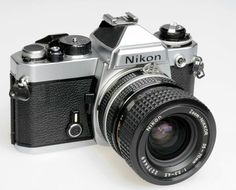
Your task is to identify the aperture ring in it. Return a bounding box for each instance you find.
[98,70,142,136]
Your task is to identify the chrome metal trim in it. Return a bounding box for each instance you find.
[10,51,99,83]
[161,36,192,48]
[97,68,140,106]
[92,66,140,145]
[103,12,138,26]
[15,139,96,154]
[22,43,46,60]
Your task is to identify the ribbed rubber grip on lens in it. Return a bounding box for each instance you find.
[118,86,198,165]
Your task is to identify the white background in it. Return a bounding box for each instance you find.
[0,0,236,189]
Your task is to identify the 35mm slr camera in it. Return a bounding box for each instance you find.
[9,13,216,185]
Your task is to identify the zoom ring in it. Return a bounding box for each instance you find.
[118,87,197,166]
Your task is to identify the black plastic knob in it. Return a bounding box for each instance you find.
[47,46,64,62]
[156,23,190,42]
[59,35,91,56]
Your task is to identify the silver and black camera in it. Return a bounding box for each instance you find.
[10,13,216,185]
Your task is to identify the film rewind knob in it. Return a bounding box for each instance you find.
[59,35,91,56]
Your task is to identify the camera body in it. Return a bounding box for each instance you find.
[10,13,204,151]
[10,13,216,185]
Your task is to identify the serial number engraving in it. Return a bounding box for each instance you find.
[140,156,159,175]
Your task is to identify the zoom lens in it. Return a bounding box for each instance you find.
[98,71,216,185]
[148,116,191,161]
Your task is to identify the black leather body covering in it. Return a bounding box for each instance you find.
[170,63,195,94]
[10,75,97,147]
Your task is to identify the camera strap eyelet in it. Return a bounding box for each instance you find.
[9,77,30,101]
[192,56,205,79]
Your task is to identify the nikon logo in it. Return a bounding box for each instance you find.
[125,54,161,64]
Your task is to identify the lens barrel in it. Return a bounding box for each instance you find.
[98,71,216,185]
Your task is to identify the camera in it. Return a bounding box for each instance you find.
[9,12,216,185]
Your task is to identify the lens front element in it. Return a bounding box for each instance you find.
[150,120,176,145]
[148,116,191,161]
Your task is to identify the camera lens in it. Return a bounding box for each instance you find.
[98,71,216,185]
[148,116,191,161]
[149,119,176,146]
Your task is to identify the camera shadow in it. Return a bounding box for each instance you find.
[86,145,155,187]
